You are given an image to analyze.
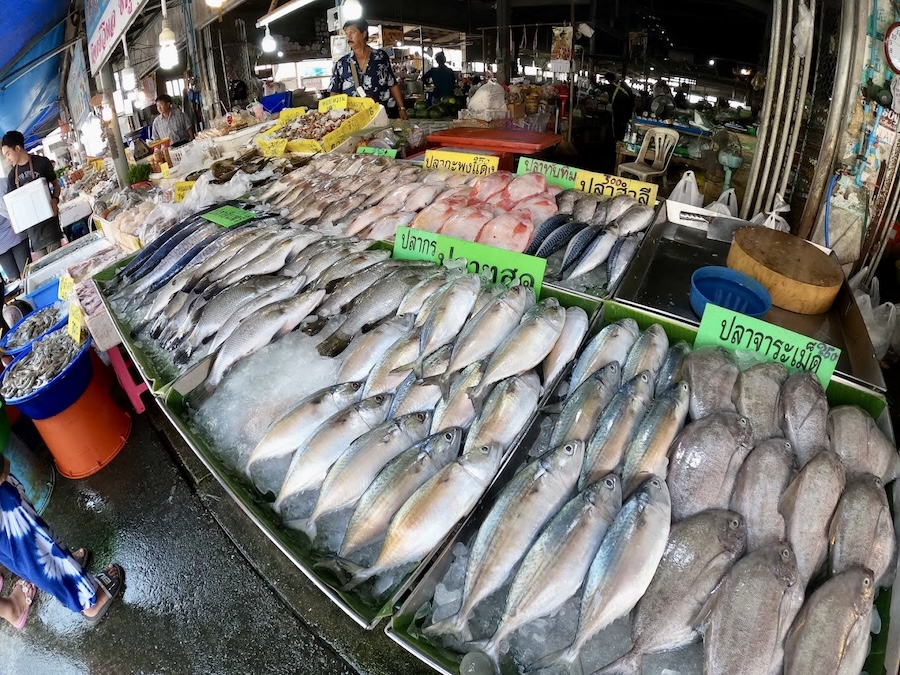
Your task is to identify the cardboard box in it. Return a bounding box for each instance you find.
[507,102,526,119]
[4,178,54,233]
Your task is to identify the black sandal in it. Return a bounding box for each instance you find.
[83,564,124,627]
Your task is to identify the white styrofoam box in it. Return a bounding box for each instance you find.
[4,177,54,233]
[24,232,114,294]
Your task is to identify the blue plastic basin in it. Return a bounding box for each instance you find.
[23,278,61,311]
[691,266,772,319]
[0,305,68,356]
[1,331,93,420]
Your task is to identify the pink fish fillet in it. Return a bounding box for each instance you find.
[476,210,535,252]
[438,206,495,241]
[518,193,559,225]
[489,172,551,210]
[411,202,455,233]
[471,171,514,202]
[365,211,417,240]
[437,187,473,203]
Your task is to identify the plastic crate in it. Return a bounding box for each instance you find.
[22,278,61,311]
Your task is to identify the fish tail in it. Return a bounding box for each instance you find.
[390,355,424,378]
[422,613,473,643]
[311,557,370,590]
[468,638,502,673]
[317,331,351,357]
[187,382,214,409]
[467,383,487,416]
[173,347,192,366]
[527,645,579,674]
[130,320,151,339]
[593,649,642,675]
[302,315,329,336]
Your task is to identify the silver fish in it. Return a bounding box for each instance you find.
[463,371,542,455]
[313,249,393,291]
[733,362,788,444]
[606,234,641,290]
[606,194,638,221]
[621,323,669,384]
[614,203,654,235]
[550,362,621,447]
[565,226,620,281]
[542,306,589,392]
[430,361,484,434]
[827,405,900,482]
[829,474,896,587]
[667,412,754,521]
[598,510,747,675]
[316,260,416,318]
[529,475,671,675]
[557,189,581,215]
[580,372,654,489]
[396,274,452,316]
[569,319,640,391]
[572,195,600,222]
[655,340,691,396]
[363,328,424,398]
[778,372,828,467]
[337,316,416,384]
[245,381,365,495]
[730,438,796,550]
[683,347,739,421]
[341,428,462,557]
[701,544,805,675]
[779,448,845,587]
[388,347,452,418]
[425,440,585,641]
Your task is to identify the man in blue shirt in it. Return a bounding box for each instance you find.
[330,19,408,119]
[423,52,456,101]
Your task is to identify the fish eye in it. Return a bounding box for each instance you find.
[480,445,490,454]
[784,441,792,450]
[417,412,427,422]
[730,518,740,529]
[604,477,615,488]
[739,418,748,426]
[640,373,650,382]
[375,395,385,403]
[651,478,661,488]
[351,382,362,390]
[864,577,871,587]
[781,548,791,560]
[564,444,575,455]
[443,432,453,441]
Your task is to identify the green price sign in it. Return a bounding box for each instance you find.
[393,226,546,295]
[516,157,579,189]
[201,205,257,228]
[356,146,399,158]
[695,304,841,387]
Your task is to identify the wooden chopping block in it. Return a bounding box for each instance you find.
[727,227,843,314]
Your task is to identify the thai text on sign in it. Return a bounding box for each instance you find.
[574,169,658,205]
[423,150,499,176]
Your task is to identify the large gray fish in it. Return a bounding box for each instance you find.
[200,230,286,286]
[316,260,425,319]
[621,323,669,384]
[302,410,433,540]
[317,269,425,357]
[779,448,846,587]
[529,475,671,675]
[733,362,788,444]
[312,249,394,292]
[829,474,896,587]
[606,235,641,290]
[194,289,326,400]
[700,544,805,675]
[667,412,754,521]
[614,203,654,235]
[344,440,505,590]
[430,361,484,434]
[439,284,533,387]
[827,405,900,482]
[605,194,638,221]
[580,372,654,489]
[316,192,370,228]
[550,363,621,447]
[463,371,542,455]
[476,477,622,669]
[556,189,581,215]
[778,372,828,467]
[730,438,795,550]
[542,306,589,392]
[245,381,365,495]
[340,428,462,557]
[363,328,424,398]
[621,381,690,496]
[336,315,416,384]
[205,235,312,294]
[388,347,452,417]
[467,299,565,409]
[565,226,620,281]
[654,340,691,396]
[396,274,452,316]
[425,440,585,642]
[291,238,373,283]
[275,393,393,518]
[569,319,640,391]
[598,510,747,675]
[572,195,600,222]
[683,347,739,420]
[783,567,875,675]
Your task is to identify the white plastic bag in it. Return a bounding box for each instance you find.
[703,202,733,216]
[668,170,703,207]
[854,290,897,360]
[468,82,507,113]
[750,193,791,232]
[715,188,739,216]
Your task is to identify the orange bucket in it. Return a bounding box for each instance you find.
[32,369,131,479]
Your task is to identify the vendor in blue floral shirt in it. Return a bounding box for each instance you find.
[330,19,408,120]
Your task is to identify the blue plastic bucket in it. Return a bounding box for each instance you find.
[23,278,61,311]
[691,266,772,319]
[1,332,94,420]
[1,304,68,356]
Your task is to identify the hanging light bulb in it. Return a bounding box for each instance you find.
[206,0,223,6]
[121,59,136,92]
[262,25,277,53]
[159,0,179,70]
[342,0,363,21]
[101,95,114,122]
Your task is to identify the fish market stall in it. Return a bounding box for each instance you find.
[424,128,563,172]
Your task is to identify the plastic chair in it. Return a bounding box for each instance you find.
[618,128,680,183]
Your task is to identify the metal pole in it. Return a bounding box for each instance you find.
[779,0,816,199]
[497,0,510,84]
[569,0,575,144]
[99,63,129,189]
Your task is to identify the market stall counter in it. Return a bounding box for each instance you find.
[425,128,563,172]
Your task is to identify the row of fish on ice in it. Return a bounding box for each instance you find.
[413,319,898,675]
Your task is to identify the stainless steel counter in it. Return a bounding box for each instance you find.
[614,211,887,393]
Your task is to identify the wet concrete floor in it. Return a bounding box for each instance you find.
[0,407,432,675]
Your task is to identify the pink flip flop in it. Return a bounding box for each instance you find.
[12,580,36,630]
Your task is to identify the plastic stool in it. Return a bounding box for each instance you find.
[106,345,148,414]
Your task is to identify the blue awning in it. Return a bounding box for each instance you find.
[0,1,70,140]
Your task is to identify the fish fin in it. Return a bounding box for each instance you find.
[317,331,351,357]
[540,402,564,415]
[173,347,192,366]
[593,649,642,675]
[302,315,329,336]
[466,640,502,674]
[422,613,473,642]
[436,373,453,400]
[312,557,374,591]
[526,645,580,674]
[130,320,151,339]
[291,517,318,542]
[390,356,424,377]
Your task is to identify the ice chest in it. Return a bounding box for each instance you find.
[4,177,54,233]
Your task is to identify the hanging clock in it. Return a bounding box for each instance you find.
[885,22,900,73]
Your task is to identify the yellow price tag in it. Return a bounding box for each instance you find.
[423,150,499,176]
[257,137,288,157]
[319,94,348,113]
[67,304,84,344]
[279,107,308,123]
[160,162,171,178]
[174,181,196,203]
[573,169,658,206]
[57,275,74,300]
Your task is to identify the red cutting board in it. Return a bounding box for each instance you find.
[426,127,563,154]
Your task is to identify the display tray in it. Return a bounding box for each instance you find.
[614,210,886,393]
[425,128,563,154]
[387,299,899,675]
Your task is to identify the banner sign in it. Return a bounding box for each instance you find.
[86,0,148,74]
[66,41,91,128]
[423,150,499,176]
[574,169,658,205]
[517,157,578,189]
